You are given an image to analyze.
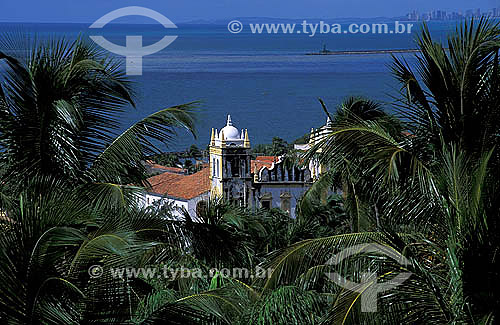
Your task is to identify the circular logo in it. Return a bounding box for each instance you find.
[89,6,178,75]
[228,20,244,34]
[88,265,104,278]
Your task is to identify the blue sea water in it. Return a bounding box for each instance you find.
[0,21,461,150]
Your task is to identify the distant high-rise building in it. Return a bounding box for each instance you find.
[407,10,419,21]
[431,10,447,20]
[408,8,484,21]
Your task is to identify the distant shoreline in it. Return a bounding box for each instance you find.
[306,48,421,55]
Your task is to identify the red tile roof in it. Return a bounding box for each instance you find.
[147,166,211,200]
[251,156,278,173]
[160,166,185,173]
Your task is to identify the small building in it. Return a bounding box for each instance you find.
[142,165,211,217]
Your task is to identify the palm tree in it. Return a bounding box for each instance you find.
[0,36,199,323]
[252,18,500,323]
[3,18,500,325]
[0,37,197,192]
[254,146,497,323]
[181,197,263,270]
[0,177,191,323]
[300,97,403,232]
[391,19,500,158]
[129,18,500,324]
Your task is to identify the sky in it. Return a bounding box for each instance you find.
[1,0,500,23]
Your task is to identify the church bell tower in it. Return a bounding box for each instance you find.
[209,115,252,206]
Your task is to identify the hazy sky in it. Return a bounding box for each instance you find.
[1,0,500,23]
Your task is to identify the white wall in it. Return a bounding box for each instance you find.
[141,192,210,219]
[141,193,188,218]
[187,192,210,216]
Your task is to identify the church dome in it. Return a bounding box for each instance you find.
[221,115,240,140]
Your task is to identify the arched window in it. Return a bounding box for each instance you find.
[280,192,292,214]
[212,158,216,176]
[216,159,220,177]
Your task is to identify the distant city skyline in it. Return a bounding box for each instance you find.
[406,7,500,21]
[0,1,499,23]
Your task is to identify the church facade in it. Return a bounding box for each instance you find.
[142,114,329,218]
[208,115,313,217]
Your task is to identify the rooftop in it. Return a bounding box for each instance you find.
[145,160,185,175]
[147,165,210,200]
[251,156,279,172]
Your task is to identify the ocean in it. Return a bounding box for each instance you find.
[0,20,461,150]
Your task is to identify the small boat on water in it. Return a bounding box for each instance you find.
[312,44,334,55]
[306,44,421,56]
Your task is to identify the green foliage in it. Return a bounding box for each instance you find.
[271,137,289,156]
[251,143,271,156]
[289,18,500,324]
[243,286,324,324]
[0,177,180,323]
[3,19,500,325]
[292,133,310,145]
[0,36,198,323]
[189,144,202,158]
[150,153,181,168]
[0,36,197,190]
[252,137,291,156]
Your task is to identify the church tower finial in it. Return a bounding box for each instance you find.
[220,130,226,147]
[226,115,233,126]
[244,129,250,148]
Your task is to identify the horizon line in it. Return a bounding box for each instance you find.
[0,15,449,26]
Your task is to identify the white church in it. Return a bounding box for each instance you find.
[142,115,331,218]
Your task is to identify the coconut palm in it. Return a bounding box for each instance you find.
[0,37,197,193]
[391,18,500,158]
[4,18,500,325]
[299,97,403,232]
[252,145,497,323]
[0,176,190,323]
[102,17,500,324]
[0,36,199,324]
[253,18,500,324]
